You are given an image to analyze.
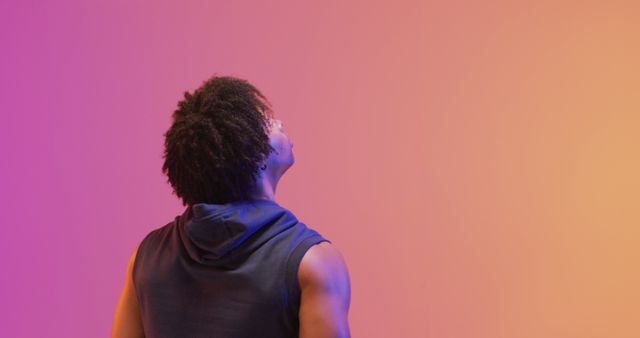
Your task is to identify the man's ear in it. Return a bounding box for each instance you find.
[260,150,274,168]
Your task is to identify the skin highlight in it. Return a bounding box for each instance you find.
[252,118,295,202]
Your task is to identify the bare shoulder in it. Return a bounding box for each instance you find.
[298,240,351,319]
[111,244,144,338]
[298,242,350,287]
[129,244,140,268]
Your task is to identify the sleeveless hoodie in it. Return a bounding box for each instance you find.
[132,199,331,338]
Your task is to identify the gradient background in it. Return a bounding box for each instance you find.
[1,1,639,337]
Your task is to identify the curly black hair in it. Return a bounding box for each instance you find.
[161,75,276,206]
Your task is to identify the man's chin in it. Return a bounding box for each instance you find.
[285,157,295,171]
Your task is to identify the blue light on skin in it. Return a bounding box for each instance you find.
[252,118,294,202]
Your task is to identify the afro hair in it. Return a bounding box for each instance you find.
[161,75,276,206]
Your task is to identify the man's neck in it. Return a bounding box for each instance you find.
[252,172,277,201]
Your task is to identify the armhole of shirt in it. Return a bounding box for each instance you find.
[284,235,332,320]
[131,229,158,308]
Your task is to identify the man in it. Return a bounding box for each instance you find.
[111,75,351,338]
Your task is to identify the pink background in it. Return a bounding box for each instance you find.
[1,1,639,337]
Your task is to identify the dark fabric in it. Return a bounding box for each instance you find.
[132,199,331,338]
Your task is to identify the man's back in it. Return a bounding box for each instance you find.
[112,199,350,338]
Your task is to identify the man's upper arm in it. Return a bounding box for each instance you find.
[298,241,351,338]
[111,245,145,338]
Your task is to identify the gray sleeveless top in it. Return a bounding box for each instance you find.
[132,199,331,338]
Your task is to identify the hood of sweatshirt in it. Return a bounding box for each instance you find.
[177,199,299,267]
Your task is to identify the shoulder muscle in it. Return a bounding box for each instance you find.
[111,245,144,338]
[298,241,351,338]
